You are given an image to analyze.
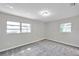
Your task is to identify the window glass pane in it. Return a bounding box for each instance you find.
[7,21,20,25]
[22,30,28,33]
[22,23,30,26]
[21,23,31,33]
[22,27,29,29]
[60,23,71,32]
[7,21,20,34]
[7,30,20,33]
[7,26,20,30]
[7,21,31,34]
[21,29,31,33]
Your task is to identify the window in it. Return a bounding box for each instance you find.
[7,21,20,34]
[7,21,31,34]
[60,23,72,32]
[21,23,31,33]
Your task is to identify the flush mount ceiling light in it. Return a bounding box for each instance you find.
[39,10,51,17]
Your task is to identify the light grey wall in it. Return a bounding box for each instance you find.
[0,12,46,52]
[1,11,79,52]
[47,15,79,47]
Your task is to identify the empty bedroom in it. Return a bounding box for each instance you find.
[0,3,79,56]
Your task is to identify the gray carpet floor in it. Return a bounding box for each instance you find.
[0,39,79,56]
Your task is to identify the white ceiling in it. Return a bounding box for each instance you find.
[0,3,79,22]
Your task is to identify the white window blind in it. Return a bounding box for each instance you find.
[7,21,20,34]
[21,23,31,33]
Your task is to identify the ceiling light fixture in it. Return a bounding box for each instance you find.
[39,10,51,17]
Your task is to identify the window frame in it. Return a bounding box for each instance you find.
[7,21,20,34]
[60,23,72,32]
[6,21,31,34]
[21,23,31,33]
